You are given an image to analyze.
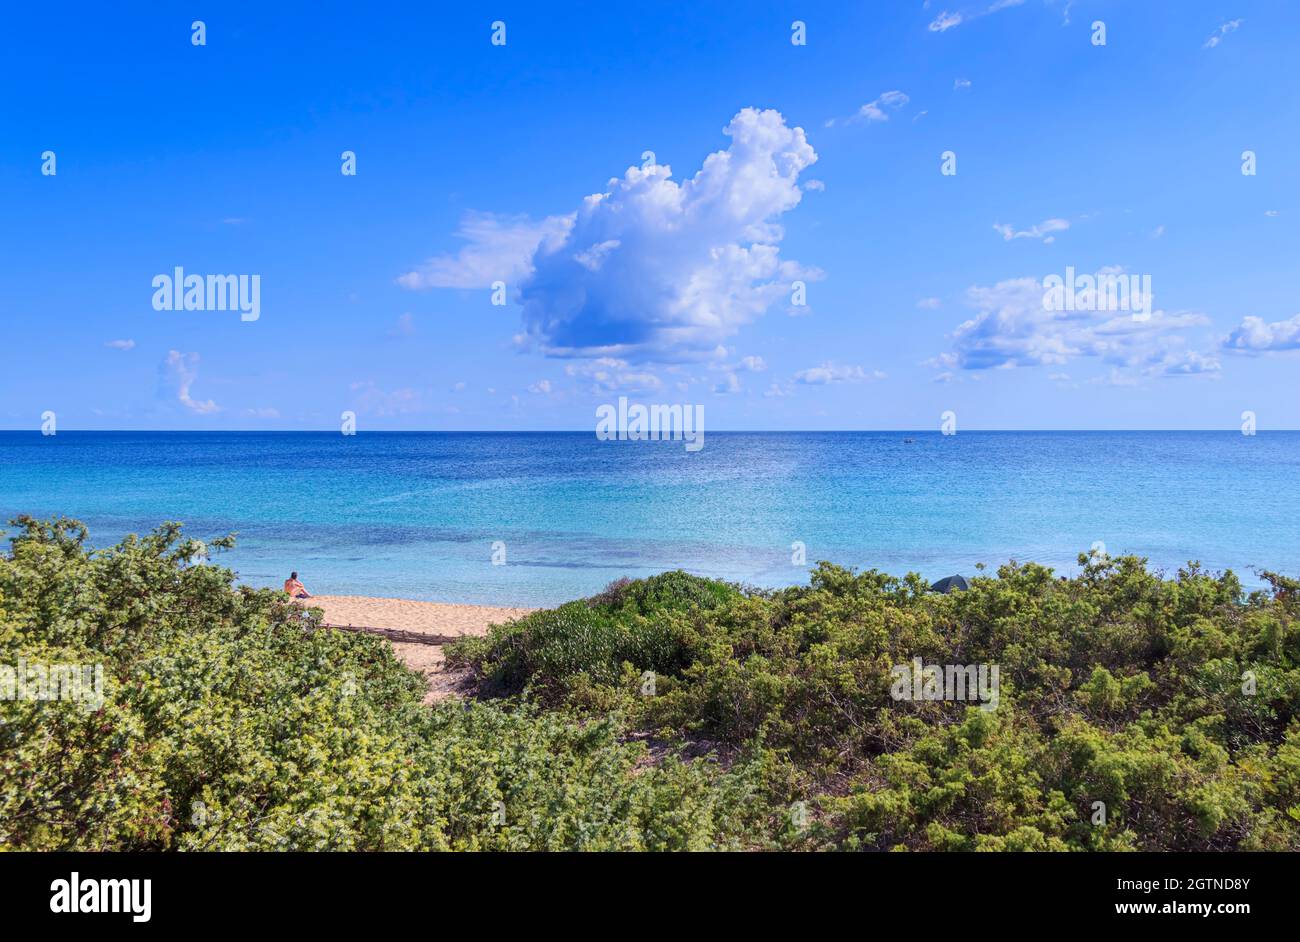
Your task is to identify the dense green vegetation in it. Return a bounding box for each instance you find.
[0,518,768,850]
[3,517,1298,850]
[453,559,1300,851]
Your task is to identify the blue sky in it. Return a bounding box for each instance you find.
[2,0,1298,430]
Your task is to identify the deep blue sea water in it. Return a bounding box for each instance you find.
[0,431,1294,606]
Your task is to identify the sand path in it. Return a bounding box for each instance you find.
[307,595,535,702]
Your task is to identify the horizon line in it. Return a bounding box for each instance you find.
[2,428,1294,435]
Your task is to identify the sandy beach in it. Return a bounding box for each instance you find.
[307,595,535,702]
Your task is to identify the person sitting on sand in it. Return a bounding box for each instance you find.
[284,572,312,599]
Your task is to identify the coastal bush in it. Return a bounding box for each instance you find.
[5,516,1298,851]
[0,517,774,850]
[456,557,1300,851]
[447,569,737,698]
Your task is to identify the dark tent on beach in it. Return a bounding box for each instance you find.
[929,574,969,594]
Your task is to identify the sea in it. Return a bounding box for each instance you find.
[1,431,1294,607]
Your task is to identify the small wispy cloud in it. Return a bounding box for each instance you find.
[398,211,572,290]
[793,362,886,385]
[712,372,742,395]
[992,218,1070,243]
[1158,351,1221,376]
[702,354,768,394]
[826,90,909,127]
[348,380,425,416]
[564,357,663,394]
[387,312,416,337]
[954,78,972,90]
[1203,19,1243,49]
[929,11,964,32]
[928,0,1025,33]
[104,339,135,351]
[162,350,219,414]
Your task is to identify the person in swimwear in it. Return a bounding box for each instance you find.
[284,571,312,599]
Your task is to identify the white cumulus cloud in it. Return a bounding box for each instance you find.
[933,271,1219,380]
[404,110,819,366]
[513,108,820,362]
[1222,313,1300,353]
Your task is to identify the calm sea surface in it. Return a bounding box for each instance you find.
[1,431,1294,606]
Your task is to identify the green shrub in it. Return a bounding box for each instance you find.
[458,553,1300,851]
[0,517,774,850]
[7,516,1299,852]
[447,571,736,699]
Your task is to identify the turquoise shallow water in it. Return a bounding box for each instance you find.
[0,431,1295,606]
